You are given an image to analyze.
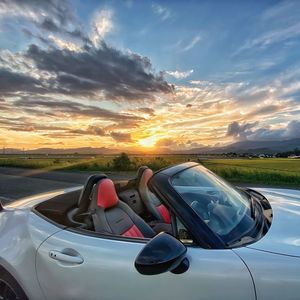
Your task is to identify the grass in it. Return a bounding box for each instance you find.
[201,158,300,186]
[0,155,300,187]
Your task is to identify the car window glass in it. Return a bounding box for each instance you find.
[171,165,252,239]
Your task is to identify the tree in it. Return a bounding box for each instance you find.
[112,153,132,170]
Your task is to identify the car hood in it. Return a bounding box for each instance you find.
[247,187,300,257]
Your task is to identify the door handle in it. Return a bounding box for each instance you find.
[49,250,84,264]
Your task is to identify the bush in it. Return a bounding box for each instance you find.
[146,157,170,170]
[112,153,133,171]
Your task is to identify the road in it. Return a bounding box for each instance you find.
[0,167,131,204]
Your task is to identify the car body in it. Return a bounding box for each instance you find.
[1,162,300,300]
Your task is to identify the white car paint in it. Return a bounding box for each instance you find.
[36,229,254,300]
[0,187,300,300]
[246,187,300,256]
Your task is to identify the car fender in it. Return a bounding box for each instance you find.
[0,208,63,300]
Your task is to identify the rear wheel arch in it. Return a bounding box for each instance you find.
[0,265,29,300]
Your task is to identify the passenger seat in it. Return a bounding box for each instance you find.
[137,166,171,224]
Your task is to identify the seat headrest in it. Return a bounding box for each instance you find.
[94,179,119,209]
[142,168,153,184]
[136,166,149,181]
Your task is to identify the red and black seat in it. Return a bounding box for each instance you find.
[137,166,171,224]
[90,178,155,238]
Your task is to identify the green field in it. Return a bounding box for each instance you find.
[0,155,300,187]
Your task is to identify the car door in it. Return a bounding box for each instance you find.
[36,229,255,300]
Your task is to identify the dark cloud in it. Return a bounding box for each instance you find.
[227,120,300,141]
[138,107,155,116]
[246,105,282,118]
[186,104,192,108]
[227,121,258,140]
[110,132,132,142]
[40,17,60,32]
[286,120,300,138]
[1,0,90,45]
[0,115,66,132]
[69,126,106,136]
[0,0,75,27]
[14,97,144,124]
[250,120,300,140]
[21,27,54,46]
[0,68,43,96]
[23,43,173,100]
[0,1,173,105]
[0,43,173,101]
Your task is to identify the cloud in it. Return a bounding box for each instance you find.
[152,4,171,21]
[69,126,106,136]
[190,80,213,86]
[0,68,42,95]
[48,34,81,51]
[0,1,173,104]
[91,9,114,46]
[155,138,175,147]
[13,97,143,123]
[110,131,132,142]
[286,120,300,138]
[261,1,297,21]
[28,43,173,100]
[0,0,74,26]
[166,69,194,79]
[235,1,300,55]
[246,104,283,118]
[155,138,206,151]
[227,120,300,141]
[0,0,90,47]
[240,22,300,51]
[138,107,155,116]
[0,43,173,101]
[227,121,258,140]
[182,35,201,52]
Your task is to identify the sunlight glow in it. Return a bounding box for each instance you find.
[138,136,158,148]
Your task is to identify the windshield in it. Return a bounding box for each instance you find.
[171,165,255,244]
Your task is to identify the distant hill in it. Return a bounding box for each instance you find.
[2,138,300,155]
[184,138,300,154]
[1,147,121,155]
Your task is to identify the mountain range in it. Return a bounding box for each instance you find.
[2,138,300,155]
[182,138,300,154]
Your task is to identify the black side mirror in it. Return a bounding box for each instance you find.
[135,233,189,275]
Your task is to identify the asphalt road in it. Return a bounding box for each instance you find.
[0,167,131,204]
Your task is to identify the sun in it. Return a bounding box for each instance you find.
[138,136,158,148]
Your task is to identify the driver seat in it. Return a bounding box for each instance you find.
[137,166,171,224]
[89,178,155,238]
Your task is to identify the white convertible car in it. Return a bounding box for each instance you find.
[0,162,300,300]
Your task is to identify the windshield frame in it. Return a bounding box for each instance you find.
[148,162,264,249]
[148,163,226,249]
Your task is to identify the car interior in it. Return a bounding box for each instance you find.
[34,166,173,239]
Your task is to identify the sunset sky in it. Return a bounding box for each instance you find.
[0,0,300,152]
